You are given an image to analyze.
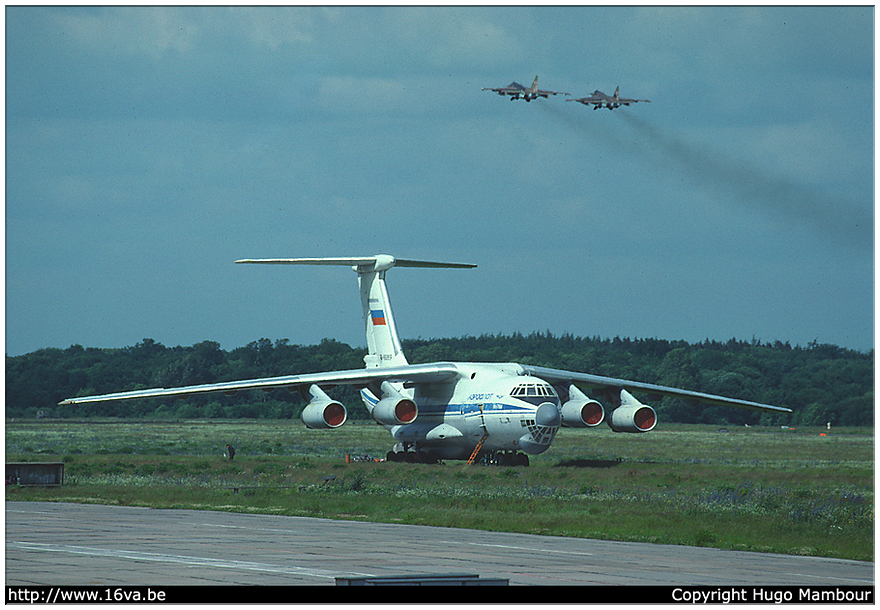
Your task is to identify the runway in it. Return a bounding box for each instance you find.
[6,501,874,589]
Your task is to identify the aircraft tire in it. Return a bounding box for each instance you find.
[417,452,439,465]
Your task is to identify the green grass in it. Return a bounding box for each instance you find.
[5,419,873,561]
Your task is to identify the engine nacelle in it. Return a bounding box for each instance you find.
[608,389,657,433]
[372,396,418,426]
[560,385,605,427]
[561,399,605,427]
[368,381,418,426]
[301,400,347,429]
[300,384,347,429]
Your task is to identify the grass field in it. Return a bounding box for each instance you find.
[5,419,874,562]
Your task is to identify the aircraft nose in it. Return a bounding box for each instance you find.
[535,402,561,428]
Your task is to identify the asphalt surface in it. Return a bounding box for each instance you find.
[6,501,874,589]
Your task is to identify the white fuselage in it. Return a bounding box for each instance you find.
[362,362,561,460]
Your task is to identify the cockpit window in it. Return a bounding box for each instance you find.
[511,382,559,405]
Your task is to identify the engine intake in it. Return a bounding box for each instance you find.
[370,381,418,426]
[608,389,657,433]
[561,385,605,427]
[372,396,418,426]
[300,384,347,429]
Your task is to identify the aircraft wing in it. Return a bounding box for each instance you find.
[567,96,603,105]
[536,89,569,97]
[520,365,791,414]
[482,82,526,95]
[58,363,460,406]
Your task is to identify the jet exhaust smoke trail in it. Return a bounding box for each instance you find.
[541,102,871,251]
[615,111,872,251]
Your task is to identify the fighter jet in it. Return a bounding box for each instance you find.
[482,76,569,102]
[567,86,650,110]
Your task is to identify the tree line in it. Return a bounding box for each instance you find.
[5,333,873,427]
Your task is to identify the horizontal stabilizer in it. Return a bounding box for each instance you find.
[236,255,476,272]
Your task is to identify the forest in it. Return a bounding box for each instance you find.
[5,333,874,427]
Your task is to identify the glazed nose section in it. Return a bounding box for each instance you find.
[535,402,561,427]
[518,402,561,455]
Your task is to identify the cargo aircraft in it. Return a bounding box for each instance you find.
[60,255,791,466]
[568,86,650,110]
[482,75,569,102]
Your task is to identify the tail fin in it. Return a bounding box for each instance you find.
[359,258,408,368]
[236,255,475,369]
[614,86,620,99]
[530,75,539,92]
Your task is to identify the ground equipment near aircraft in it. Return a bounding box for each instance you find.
[567,86,650,110]
[482,75,569,102]
[60,254,791,465]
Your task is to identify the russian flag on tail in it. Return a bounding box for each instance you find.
[370,309,387,326]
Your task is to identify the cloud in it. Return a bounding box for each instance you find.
[388,7,525,70]
[5,6,873,355]
[48,6,201,58]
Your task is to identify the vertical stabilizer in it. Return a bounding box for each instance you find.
[236,255,476,369]
[359,260,408,368]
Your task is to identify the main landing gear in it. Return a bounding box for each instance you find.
[476,450,530,467]
[386,442,441,464]
[384,445,530,467]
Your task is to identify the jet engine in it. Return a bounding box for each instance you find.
[300,384,347,429]
[370,381,418,426]
[560,385,605,427]
[608,389,657,433]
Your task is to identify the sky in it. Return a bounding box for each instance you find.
[5,6,875,358]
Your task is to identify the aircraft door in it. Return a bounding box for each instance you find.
[464,403,486,440]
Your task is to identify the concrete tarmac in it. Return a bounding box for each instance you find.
[6,501,874,588]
